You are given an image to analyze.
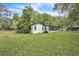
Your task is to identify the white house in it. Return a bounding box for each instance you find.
[31,24,49,34]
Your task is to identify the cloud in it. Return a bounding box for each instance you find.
[11,4,27,10]
[8,8,22,13]
[7,8,22,17]
[6,3,60,16]
[7,3,43,16]
[30,3,59,16]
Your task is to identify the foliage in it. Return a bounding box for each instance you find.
[1,3,79,32]
[17,19,31,33]
[17,5,34,33]
[41,13,53,25]
[68,4,79,21]
[0,3,7,15]
[0,18,13,30]
[0,3,12,30]
[31,11,43,24]
[53,3,79,30]
[53,3,70,14]
[54,3,79,24]
[13,13,19,21]
[12,13,20,29]
[17,5,55,33]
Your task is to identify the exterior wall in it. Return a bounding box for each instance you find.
[31,24,45,34]
[45,26,49,31]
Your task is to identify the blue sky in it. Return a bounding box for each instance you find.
[4,3,60,16]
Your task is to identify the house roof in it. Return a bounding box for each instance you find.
[72,25,79,28]
[32,23,43,26]
[31,23,49,26]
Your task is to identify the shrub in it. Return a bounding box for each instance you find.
[43,31,48,33]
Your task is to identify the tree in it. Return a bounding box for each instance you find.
[54,3,79,21]
[0,3,12,30]
[12,13,20,29]
[53,3,79,30]
[13,13,19,21]
[41,13,54,26]
[17,5,34,33]
[29,11,41,24]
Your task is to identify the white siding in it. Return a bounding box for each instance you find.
[31,24,44,34]
[45,26,49,31]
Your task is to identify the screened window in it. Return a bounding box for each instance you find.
[42,27,44,30]
[45,27,46,31]
[34,26,36,30]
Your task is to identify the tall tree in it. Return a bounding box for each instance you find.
[41,13,53,25]
[13,13,19,21]
[0,3,12,30]
[17,5,34,33]
[12,13,20,29]
[53,3,79,30]
[0,3,9,18]
[31,12,43,24]
[54,3,79,22]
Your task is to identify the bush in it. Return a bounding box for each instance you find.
[43,31,48,33]
[16,22,31,33]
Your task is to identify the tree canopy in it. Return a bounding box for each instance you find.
[1,3,79,32]
[53,3,79,30]
[0,3,12,30]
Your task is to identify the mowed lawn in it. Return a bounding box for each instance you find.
[0,31,79,56]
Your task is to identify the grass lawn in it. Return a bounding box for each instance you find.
[0,31,79,56]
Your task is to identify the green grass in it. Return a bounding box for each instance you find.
[0,31,79,56]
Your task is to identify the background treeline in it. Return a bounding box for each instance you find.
[0,3,79,33]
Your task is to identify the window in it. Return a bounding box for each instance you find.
[34,26,36,30]
[45,27,46,31]
[42,27,43,30]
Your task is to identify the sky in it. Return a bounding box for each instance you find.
[4,3,60,16]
